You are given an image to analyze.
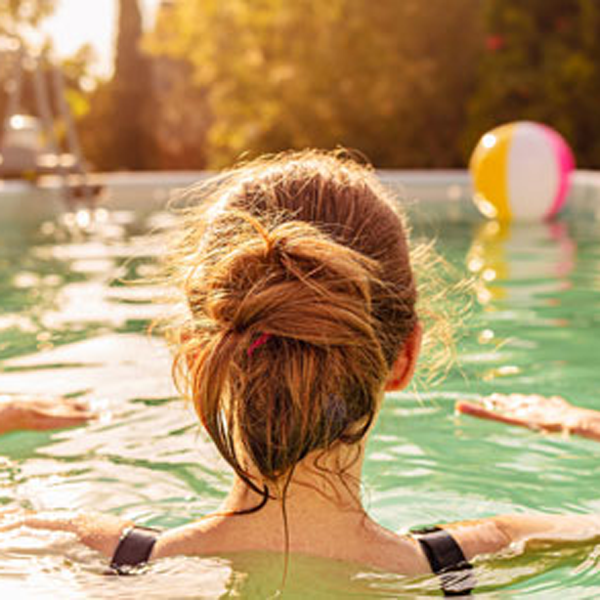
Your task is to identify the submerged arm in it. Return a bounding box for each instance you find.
[0,396,93,435]
[0,509,131,558]
[442,513,600,562]
[456,394,600,442]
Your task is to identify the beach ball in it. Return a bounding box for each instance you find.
[470,122,575,222]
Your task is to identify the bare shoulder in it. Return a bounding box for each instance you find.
[152,516,227,560]
[148,512,600,568]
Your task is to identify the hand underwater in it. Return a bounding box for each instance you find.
[456,393,600,442]
[0,395,94,435]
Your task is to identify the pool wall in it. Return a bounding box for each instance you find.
[1,169,600,222]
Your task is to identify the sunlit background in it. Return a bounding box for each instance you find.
[42,0,161,77]
[1,1,600,173]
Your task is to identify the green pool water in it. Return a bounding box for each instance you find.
[0,195,599,598]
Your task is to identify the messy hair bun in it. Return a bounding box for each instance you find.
[166,151,418,495]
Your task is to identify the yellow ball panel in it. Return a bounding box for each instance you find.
[470,123,514,222]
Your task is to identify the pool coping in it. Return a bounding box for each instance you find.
[1,169,600,221]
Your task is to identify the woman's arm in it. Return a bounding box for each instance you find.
[442,513,600,561]
[0,396,93,435]
[0,509,131,558]
[2,508,599,569]
[455,394,600,442]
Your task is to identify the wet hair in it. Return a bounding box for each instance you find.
[165,151,419,498]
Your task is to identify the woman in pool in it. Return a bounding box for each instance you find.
[2,151,599,595]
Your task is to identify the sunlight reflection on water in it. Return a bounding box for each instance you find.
[0,203,600,597]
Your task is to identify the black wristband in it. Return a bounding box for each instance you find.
[412,526,475,596]
[110,525,160,575]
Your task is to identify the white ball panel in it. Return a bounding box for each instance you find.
[507,123,559,220]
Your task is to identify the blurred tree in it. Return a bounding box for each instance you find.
[148,0,484,168]
[143,0,210,169]
[60,44,96,119]
[0,0,57,143]
[466,0,600,167]
[81,0,156,170]
[77,80,115,170]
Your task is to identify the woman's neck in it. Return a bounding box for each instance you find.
[155,439,424,573]
[221,441,367,518]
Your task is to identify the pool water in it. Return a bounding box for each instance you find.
[0,194,599,598]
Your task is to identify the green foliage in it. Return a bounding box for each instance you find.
[466,0,600,167]
[6,1,599,171]
[149,0,483,168]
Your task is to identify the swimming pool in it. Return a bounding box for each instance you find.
[1,176,600,598]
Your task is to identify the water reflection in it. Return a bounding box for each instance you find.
[0,205,171,361]
[2,204,600,596]
[467,220,576,307]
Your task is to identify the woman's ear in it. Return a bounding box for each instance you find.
[384,322,422,392]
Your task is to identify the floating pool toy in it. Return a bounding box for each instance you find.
[470,122,575,222]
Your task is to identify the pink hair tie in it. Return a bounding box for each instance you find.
[247,333,272,357]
